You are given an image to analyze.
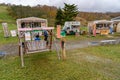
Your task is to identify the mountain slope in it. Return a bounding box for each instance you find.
[0,5,15,23]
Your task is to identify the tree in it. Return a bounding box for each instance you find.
[63,3,78,22]
[55,8,63,26]
[55,3,79,26]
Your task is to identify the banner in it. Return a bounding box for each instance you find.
[10,30,17,37]
[25,32,31,41]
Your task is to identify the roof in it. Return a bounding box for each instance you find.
[111,16,120,22]
[111,16,120,20]
[89,20,113,24]
[17,17,47,23]
[18,27,54,31]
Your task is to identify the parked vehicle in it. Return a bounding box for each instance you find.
[62,21,80,35]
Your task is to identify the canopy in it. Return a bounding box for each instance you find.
[16,17,48,28]
[18,27,54,31]
[17,17,47,23]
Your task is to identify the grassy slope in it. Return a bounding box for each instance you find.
[0,45,120,80]
[0,5,18,45]
[0,6,14,22]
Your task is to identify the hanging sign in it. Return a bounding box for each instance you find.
[34,30,43,36]
[25,32,31,41]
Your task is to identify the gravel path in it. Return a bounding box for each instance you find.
[0,38,120,56]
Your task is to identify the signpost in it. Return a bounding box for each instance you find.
[60,30,66,60]
[2,23,10,37]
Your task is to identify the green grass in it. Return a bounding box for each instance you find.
[65,34,115,42]
[0,45,120,80]
[0,23,18,45]
[0,6,15,22]
[68,45,120,80]
[80,26,87,31]
[70,44,120,62]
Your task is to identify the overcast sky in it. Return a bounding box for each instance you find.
[0,0,120,12]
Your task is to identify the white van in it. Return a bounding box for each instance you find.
[63,21,80,35]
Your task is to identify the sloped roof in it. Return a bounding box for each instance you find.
[111,16,120,21]
[93,20,113,24]
[17,17,47,23]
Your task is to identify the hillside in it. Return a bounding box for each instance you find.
[7,5,57,26]
[0,5,17,45]
[77,12,120,26]
[78,12,120,21]
[0,5,15,23]
[1,4,120,26]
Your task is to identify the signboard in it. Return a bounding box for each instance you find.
[100,30,109,35]
[65,21,80,26]
[34,30,42,36]
[25,32,31,41]
[41,22,46,27]
[10,30,17,37]
[2,23,10,37]
[57,25,61,38]
[61,30,66,37]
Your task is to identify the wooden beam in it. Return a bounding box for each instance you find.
[49,30,53,51]
[20,38,24,67]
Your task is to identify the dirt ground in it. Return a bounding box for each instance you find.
[0,40,91,56]
[0,43,19,56]
[0,37,120,56]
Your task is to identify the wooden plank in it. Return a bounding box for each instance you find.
[26,40,47,51]
[27,49,49,54]
[20,39,24,67]
[49,30,53,51]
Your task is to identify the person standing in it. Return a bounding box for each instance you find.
[35,33,40,41]
[43,30,49,47]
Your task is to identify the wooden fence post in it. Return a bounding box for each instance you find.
[61,37,66,60]
[49,30,53,51]
[20,38,24,67]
